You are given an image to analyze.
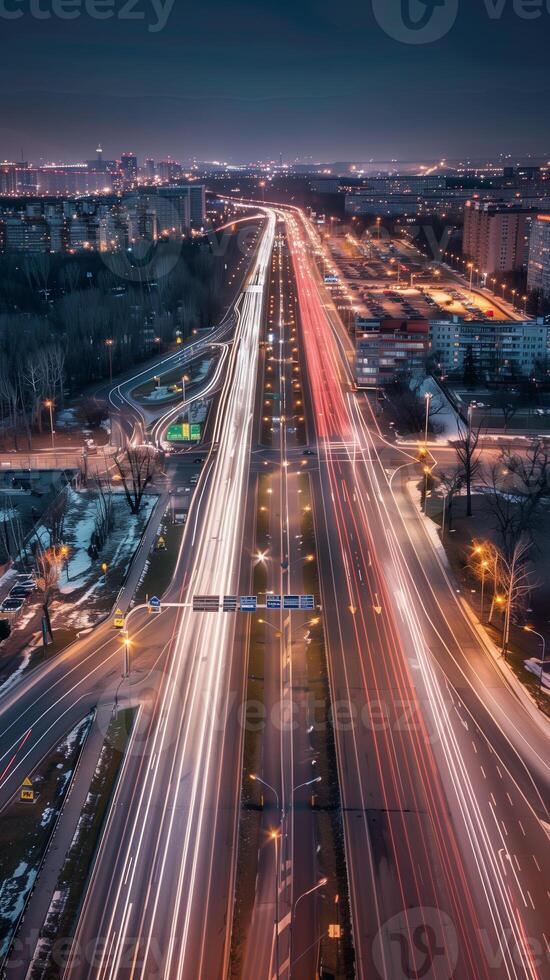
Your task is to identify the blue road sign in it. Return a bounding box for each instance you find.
[266,594,282,609]
[299,595,315,611]
[149,595,162,613]
[223,596,238,612]
[240,596,258,612]
[283,595,300,610]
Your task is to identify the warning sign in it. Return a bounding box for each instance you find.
[21,777,34,802]
[113,608,125,629]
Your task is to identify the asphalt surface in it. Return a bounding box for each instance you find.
[285,206,550,980]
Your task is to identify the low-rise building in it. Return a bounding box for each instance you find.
[430,316,549,378]
[355,318,430,386]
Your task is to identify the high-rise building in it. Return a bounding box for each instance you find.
[0,162,17,195]
[2,214,51,252]
[527,214,550,300]
[145,158,156,179]
[463,201,532,275]
[120,152,138,187]
[158,158,183,183]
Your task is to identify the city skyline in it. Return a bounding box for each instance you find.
[1,0,550,162]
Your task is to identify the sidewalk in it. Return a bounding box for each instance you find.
[406,479,550,739]
[7,703,114,979]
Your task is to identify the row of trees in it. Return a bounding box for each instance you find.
[434,437,550,653]
[0,234,243,447]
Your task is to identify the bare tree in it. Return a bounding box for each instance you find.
[497,536,537,658]
[484,442,550,560]
[34,545,60,642]
[438,470,464,532]
[115,446,159,514]
[44,485,69,549]
[453,417,482,517]
[93,476,115,549]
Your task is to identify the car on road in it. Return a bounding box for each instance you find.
[193,457,204,464]
[303,449,316,456]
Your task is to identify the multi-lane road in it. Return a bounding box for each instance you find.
[0,201,548,980]
[284,205,549,979]
[0,210,275,978]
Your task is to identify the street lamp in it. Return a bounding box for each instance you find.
[250,773,280,816]
[44,399,55,449]
[524,626,547,687]
[290,878,328,975]
[270,829,280,979]
[423,465,432,514]
[60,544,70,581]
[105,338,114,382]
[424,391,433,445]
[182,373,190,403]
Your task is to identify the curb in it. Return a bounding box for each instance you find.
[405,481,550,739]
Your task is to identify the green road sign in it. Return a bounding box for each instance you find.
[190,423,201,441]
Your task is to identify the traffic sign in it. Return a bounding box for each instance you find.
[193,595,220,612]
[328,924,342,939]
[156,535,166,550]
[113,608,125,629]
[20,776,34,802]
[283,595,300,610]
[190,423,201,441]
[299,595,315,611]
[266,594,282,609]
[148,596,162,614]
[240,596,257,612]
[223,596,238,612]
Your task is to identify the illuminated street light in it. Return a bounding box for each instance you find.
[524,626,547,687]
[44,399,55,449]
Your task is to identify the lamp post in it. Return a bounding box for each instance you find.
[424,391,433,445]
[44,399,55,449]
[182,373,190,405]
[271,830,280,979]
[480,559,488,622]
[250,773,281,818]
[423,465,432,514]
[289,877,328,977]
[105,338,114,383]
[524,626,547,688]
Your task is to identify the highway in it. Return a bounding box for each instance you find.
[284,207,550,980]
[0,210,275,978]
[61,209,276,979]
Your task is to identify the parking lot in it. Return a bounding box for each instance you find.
[323,230,522,325]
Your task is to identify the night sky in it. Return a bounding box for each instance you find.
[1,0,549,163]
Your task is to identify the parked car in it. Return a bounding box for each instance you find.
[9,586,32,600]
[1,597,24,613]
